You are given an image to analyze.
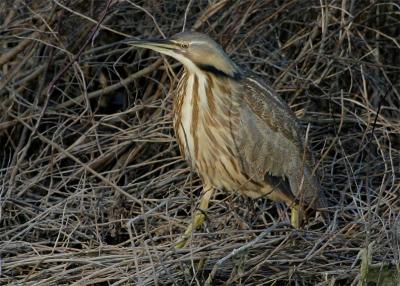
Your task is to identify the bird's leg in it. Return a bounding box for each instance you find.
[290,205,303,228]
[261,185,304,228]
[175,186,214,248]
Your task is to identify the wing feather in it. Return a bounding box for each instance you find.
[235,76,324,207]
[236,76,305,178]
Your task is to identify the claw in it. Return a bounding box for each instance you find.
[175,210,206,248]
[175,186,214,248]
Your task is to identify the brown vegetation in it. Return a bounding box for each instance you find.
[1,0,399,285]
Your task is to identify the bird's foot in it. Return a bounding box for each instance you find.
[290,205,303,229]
[175,210,206,249]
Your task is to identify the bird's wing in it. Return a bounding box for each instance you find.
[235,76,305,175]
[235,76,319,203]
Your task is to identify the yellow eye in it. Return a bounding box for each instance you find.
[180,42,189,49]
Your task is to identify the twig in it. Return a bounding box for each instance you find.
[54,59,162,110]
[205,223,290,286]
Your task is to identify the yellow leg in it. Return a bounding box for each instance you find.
[175,186,214,248]
[290,205,303,228]
[261,185,304,229]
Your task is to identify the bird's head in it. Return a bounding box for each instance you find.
[126,31,241,79]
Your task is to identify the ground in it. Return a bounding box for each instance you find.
[1,1,399,285]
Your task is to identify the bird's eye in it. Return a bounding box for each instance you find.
[180,42,189,49]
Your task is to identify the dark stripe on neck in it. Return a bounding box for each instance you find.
[196,63,242,80]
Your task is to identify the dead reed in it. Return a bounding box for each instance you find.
[1,0,399,285]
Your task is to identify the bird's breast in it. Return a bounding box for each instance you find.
[173,73,260,193]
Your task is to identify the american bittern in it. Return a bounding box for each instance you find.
[128,32,326,247]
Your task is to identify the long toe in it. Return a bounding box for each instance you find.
[175,211,206,249]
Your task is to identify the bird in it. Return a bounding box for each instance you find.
[127,31,326,248]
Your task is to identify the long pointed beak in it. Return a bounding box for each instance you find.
[125,38,179,54]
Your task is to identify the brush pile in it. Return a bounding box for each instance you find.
[1,0,399,285]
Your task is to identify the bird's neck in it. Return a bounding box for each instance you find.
[173,69,241,166]
[191,69,239,95]
[195,63,243,81]
[177,69,241,117]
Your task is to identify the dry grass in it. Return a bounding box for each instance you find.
[1,0,399,285]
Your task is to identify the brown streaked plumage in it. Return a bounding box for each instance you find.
[127,31,326,247]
